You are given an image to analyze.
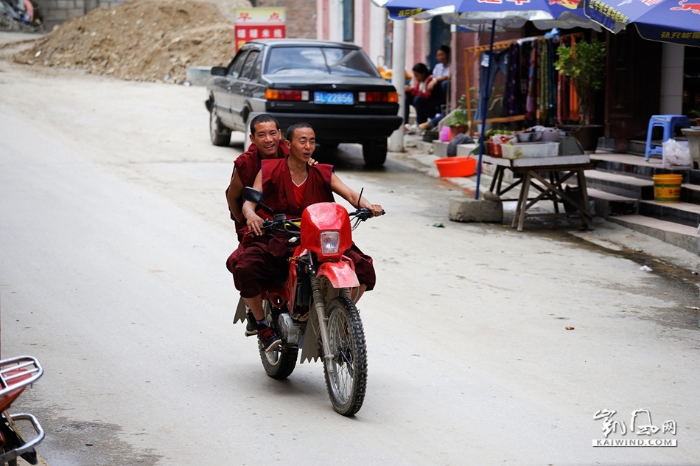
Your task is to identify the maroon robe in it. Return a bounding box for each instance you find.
[225,143,289,273]
[226,142,290,236]
[233,158,376,298]
[261,158,335,216]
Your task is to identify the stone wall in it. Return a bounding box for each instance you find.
[34,0,123,29]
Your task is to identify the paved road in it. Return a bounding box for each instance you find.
[1,37,699,465]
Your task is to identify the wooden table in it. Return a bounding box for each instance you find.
[482,154,596,231]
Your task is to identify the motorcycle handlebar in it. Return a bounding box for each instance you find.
[247,208,385,236]
[350,208,386,221]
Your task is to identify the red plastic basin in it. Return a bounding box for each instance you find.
[433,156,477,178]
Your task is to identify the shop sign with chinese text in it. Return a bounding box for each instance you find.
[234,8,286,52]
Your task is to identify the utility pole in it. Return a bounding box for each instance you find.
[388,19,406,153]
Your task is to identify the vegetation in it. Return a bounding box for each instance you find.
[445,94,469,127]
[555,39,606,126]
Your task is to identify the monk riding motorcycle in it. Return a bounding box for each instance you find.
[234,187,383,416]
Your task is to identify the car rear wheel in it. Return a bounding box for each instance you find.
[209,104,231,147]
[362,138,387,167]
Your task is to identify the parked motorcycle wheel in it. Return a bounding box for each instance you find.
[322,296,367,416]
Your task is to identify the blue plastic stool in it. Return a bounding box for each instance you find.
[645,115,691,161]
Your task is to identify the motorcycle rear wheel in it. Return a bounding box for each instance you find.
[259,343,298,380]
[322,296,367,416]
[258,302,298,379]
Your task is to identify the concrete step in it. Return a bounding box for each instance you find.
[628,139,647,156]
[626,138,689,157]
[607,214,700,255]
[682,183,700,204]
[586,188,637,218]
[638,200,700,228]
[592,152,700,185]
[593,155,659,181]
[584,170,655,200]
[587,171,700,205]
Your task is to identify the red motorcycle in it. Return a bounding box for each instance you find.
[234,187,382,416]
[0,356,44,466]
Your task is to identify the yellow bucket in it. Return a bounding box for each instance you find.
[652,174,683,203]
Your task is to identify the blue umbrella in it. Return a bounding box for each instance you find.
[584,0,700,47]
[374,0,598,199]
[380,0,597,29]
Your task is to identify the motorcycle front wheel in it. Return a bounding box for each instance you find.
[322,296,367,416]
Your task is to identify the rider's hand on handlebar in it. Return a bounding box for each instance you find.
[369,204,383,218]
[367,203,384,218]
[246,212,265,236]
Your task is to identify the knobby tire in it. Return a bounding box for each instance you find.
[322,296,367,416]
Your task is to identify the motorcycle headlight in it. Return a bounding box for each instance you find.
[320,231,340,255]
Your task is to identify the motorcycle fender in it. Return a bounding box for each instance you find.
[317,261,360,288]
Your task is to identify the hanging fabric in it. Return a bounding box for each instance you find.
[525,42,537,124]
[475,47,511,121]
[539,39,549,125]
[463,33,585,130]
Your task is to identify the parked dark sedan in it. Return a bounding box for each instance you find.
[204,39,402,166]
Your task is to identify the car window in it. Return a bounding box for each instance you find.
[228,50,248,78]
[240,50,260,81]
[250,52,263,82]
[265,46,380,77]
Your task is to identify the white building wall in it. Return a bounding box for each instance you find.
[328,0,342,42]
[368,2,386,67]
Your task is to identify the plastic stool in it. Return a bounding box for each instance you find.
[645,115,691,161]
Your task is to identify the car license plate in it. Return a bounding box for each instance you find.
[314,92,354,105]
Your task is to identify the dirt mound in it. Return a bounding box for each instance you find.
[12,0,250,82]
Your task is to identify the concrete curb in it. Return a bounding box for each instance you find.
[449,197,503,223]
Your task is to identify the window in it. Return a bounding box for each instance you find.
[227,50,248,78]
[265,46,379,77]
[342,0,354,42]
[250,52,263,82]
[240,50,260,80]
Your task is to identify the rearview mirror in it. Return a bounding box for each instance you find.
[242,187,263,204]
[242,187,275,215]
[210,66,226,76]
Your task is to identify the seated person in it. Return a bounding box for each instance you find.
[404,62,439,129]
[235,123,383,352]
[428,45,451,108]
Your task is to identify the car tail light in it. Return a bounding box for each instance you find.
[358,91,399,103]
[265,89,310,101]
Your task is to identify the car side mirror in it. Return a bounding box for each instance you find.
[242,187,263,204]
[210,66,226,76]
